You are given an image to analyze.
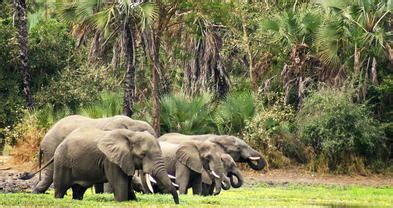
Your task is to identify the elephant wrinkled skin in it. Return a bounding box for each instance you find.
[31,115,155,194]
[52,128,178,203]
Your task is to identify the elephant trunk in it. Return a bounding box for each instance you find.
[150,157,179,204]
[246,152,266,170]
[222,176,231,190]
[213,177,222,195]
[229,169,244,188]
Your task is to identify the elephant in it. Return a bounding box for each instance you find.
[156,141,230,195]
[22,128,179,203]
[201,154,243,196]
[30,115,156,194]
[158,133,266,172]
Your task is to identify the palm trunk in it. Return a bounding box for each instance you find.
[122,20,136,117]
[143,28,161,136]
[14,0,33,110]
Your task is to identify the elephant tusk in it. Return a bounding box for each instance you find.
[168,174,176,180]
[148,174,157,184]
[172,182,179,188]
[221,181,226,186]
[211,171,220,179]
[145,174,155,193]
[248,156,260,161]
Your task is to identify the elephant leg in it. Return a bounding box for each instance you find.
[32,164,54,193]
[201,183,211,196]
[128,176,137,201]
[175,163,190,195]
[103,183,114,193]
[191,176,202,195]
[94,183,104,194]
[72,184,88,200]
[105,163,130,202]
[53,165,72,199]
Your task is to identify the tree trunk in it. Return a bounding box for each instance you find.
[143,28,161,136]
[14,0,33,110]
[370,57,378,85]
[122,19,136,117]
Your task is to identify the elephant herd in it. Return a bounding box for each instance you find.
[20,115,266,204]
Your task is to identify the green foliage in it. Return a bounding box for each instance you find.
[35,65,119,111]
[214,91,255,135]
[243,98,305,168]
[0,18,24,152]
[160,93,215,134]
[297,88,387,172]
[80,92,123,119]
[29,19,77,90]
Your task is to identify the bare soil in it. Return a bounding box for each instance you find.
[0,156,392,193]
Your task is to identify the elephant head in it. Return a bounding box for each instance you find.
[97,130,178,204]
[176,141,230,195]
[220,154,243,188]
[103,115,157,137]
[209,135,266,171]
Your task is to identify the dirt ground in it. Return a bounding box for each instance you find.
[0,156,392,193]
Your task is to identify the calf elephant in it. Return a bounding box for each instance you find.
[157,141,230,195]
[158,133,266,171]
[23,128,179,203]
[201,154,243,196]
[31,115,155,194]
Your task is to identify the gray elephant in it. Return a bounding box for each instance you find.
[22,128,179,203]
[158,133,266,171]
[157,141,230,195]
[31,115,155,194]
[201,154,243,196]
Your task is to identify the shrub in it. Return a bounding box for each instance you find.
[80,91,123,118]
[3,111,45,163]
[160,93,216,134]
[243,99,306,168]
[297,88,387,173]
[35,65,120,111]
[214,91,255,135]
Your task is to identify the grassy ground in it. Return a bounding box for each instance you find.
[0,184,392,207]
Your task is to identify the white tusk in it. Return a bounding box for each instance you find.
[145,174,155,193]
[211,171,220,179]
[172,182,179,188]
[221,181,226,186]
[148,174,157,184]
[168,174,176,180]
[248,156,260,161]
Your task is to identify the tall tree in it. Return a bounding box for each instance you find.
[14,0,34,109]
[59,0,157,116]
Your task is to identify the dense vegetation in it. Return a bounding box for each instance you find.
[0,184,392,207]
[0,0,392,174]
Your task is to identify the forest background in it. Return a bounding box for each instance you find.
[0,0,392,174]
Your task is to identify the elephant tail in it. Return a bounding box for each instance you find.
[38,149,42,180]
[19,157,54,180]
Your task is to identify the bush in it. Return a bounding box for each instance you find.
[29,19,78,90]
[80,92,123,118]
[214,91,255,135]
[243,98,306,168]
[35,65,120,111]
[297,88,387,173]
[3,111,45,163]
[160,93,216,134]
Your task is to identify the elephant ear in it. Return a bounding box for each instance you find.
[97,132,135,176]
[201,169,212,184]
[176,144,203,173]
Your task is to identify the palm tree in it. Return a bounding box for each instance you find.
[59,0,157,116]
[316,0,392,99]
[14,0,34,110]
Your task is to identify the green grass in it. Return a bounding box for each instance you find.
[0,184,392,207]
